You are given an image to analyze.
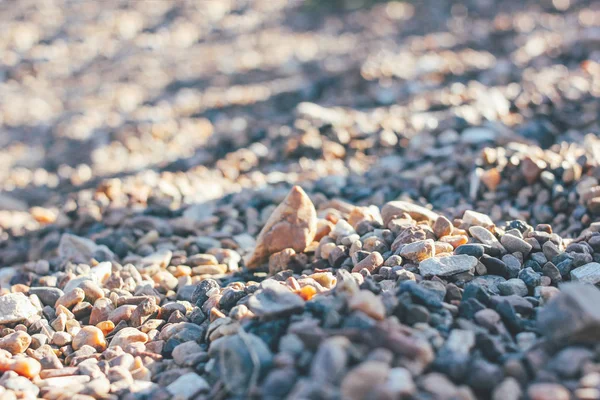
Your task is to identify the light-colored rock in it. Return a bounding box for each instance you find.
[469,226,505,251]
[0,293,39,325]
[381,201,439,225]
[341,361,390,400]
[58,233,114,263]
[166,372,209,399]
[501,234,533,255]
[246,186,317,268]
[348,290,386,320]
[570,263,600,285]
[461,127,496,144]
[109,327,148,348]
[418,255,477,277]
[399,239,435,262]
[463,210,494,227]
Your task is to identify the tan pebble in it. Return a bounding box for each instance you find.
[192,264,227,275]
[341,361,390,400]
[51,331,72,346]
[399,239,435,262]
[109,328,148,349]
[309,272,337,289]
[434,241,454,254]
[89,298,115,325]
[108,305,137,325]
[55,304,75,320]
[96,320,115,336]
[439,235,469,248]
[314,219,334,242]
[348,290,386,320]
[433,216,453,238]
[0,331,31,354]
[55,288,85,309]
[79,281,105,303]
[174,265,192,277]
[268,248,296,276]
[352,252,384,273]
[319,242,337,260]
[72,326,106,352]
[481,168,502,191]
[528,383,570,400]
[246,186,317,268]
[0,356,41,378]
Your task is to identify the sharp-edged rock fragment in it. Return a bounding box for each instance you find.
[246,186,317,269]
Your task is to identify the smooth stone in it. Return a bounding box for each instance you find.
[455,244,484,258]
[29,287,64,307]
[469,226,506,252]
[247,280,305,318]
[381,201,439,225]
[497,279,529,297]
[501,234,533,256]
[166,372,209,399]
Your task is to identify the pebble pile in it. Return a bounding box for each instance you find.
[1,0,600,399]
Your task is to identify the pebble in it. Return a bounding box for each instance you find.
[109,328,148,349]
[419,255,478,277]
[246,186,317,268]
[501,234,533,255]
[348,290,386,320]
[72,326,107,352]
[570,262,600,285]
[340,361,390,400]
[0,331,31,354]
[528,383,570,400]
[0,293,39,325]
[399,239,435,262]
[247,280,305,318]
[166,372,209,399]
[352,251,384,273]
[497,279,529,297]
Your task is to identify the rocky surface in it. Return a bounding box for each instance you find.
[1,0,600,399]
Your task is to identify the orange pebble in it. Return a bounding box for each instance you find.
[298,286,317,301]
[96,320,115,336]
[440,235,469,248]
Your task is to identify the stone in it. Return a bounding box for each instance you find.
[418,255,477,277]
[72,326,107,352]
[399,239,435,262]
[191,279,220,307]
[268,248,296,276]
[537,283,600,343]
[492,377,522,400]
[29,287,64,307]
[247,280,305,318]
[58,233,114,263]
[570,262,600,285]
[0,293,39,325]
[0,331,31,354]
[310,336,350,383]
[109,327,148,348]
[352,251,384,273]
[461,127,496,144]
[166,372,209,399]
[463,210,494,227]
[497,279,528,297]
[381,201,439,225]
[382,367,415,397]
[433,216,453,238]
[455,244,484,258]
[501,234,533,255]
[246,186,317,268]
[348,290,386,320]
[209,332,273,396]
[527,383,570,400]
[469,226,505,252]
[340,361,390,400]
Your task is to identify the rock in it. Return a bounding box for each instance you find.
[73,326,107,352]
[340,361,390,400]
[191,279,220,307]
[352,251,384,273]
[0,293,39,325]
[418,255,477,277]
[0,331,31,354]
[381,368,416,398]
[58,233,114,263]
[109,327,148,348]
[455,244,484,258]
[348,290,386,320]
[463,210,494,227]
[501,234,533,255]
[433,216,453,238]
[570,262,600,285]
[166,372,209,399]
[310,336,350,383]
[247,280,305,318]
[537,283,600,343]
[269,248,296,276]
[246,186,317,268]
[399,239,435,262]
[527,383,570,400]
[497,279,528,297]
[29,287,63,307]
[209,331,273,396]
[382,201,439,225]
[492,377,522,400]
[469,226,505,252]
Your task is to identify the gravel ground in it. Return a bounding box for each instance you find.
[1,0,600,399]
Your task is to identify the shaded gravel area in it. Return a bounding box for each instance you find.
[1,0,600,399]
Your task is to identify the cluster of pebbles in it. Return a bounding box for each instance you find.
[1,0,600,399]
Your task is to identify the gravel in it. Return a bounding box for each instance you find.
[1,0,600,398]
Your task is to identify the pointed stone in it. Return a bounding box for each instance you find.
[245,186,317,269]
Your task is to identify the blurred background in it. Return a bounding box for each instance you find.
[0,0,599,248]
